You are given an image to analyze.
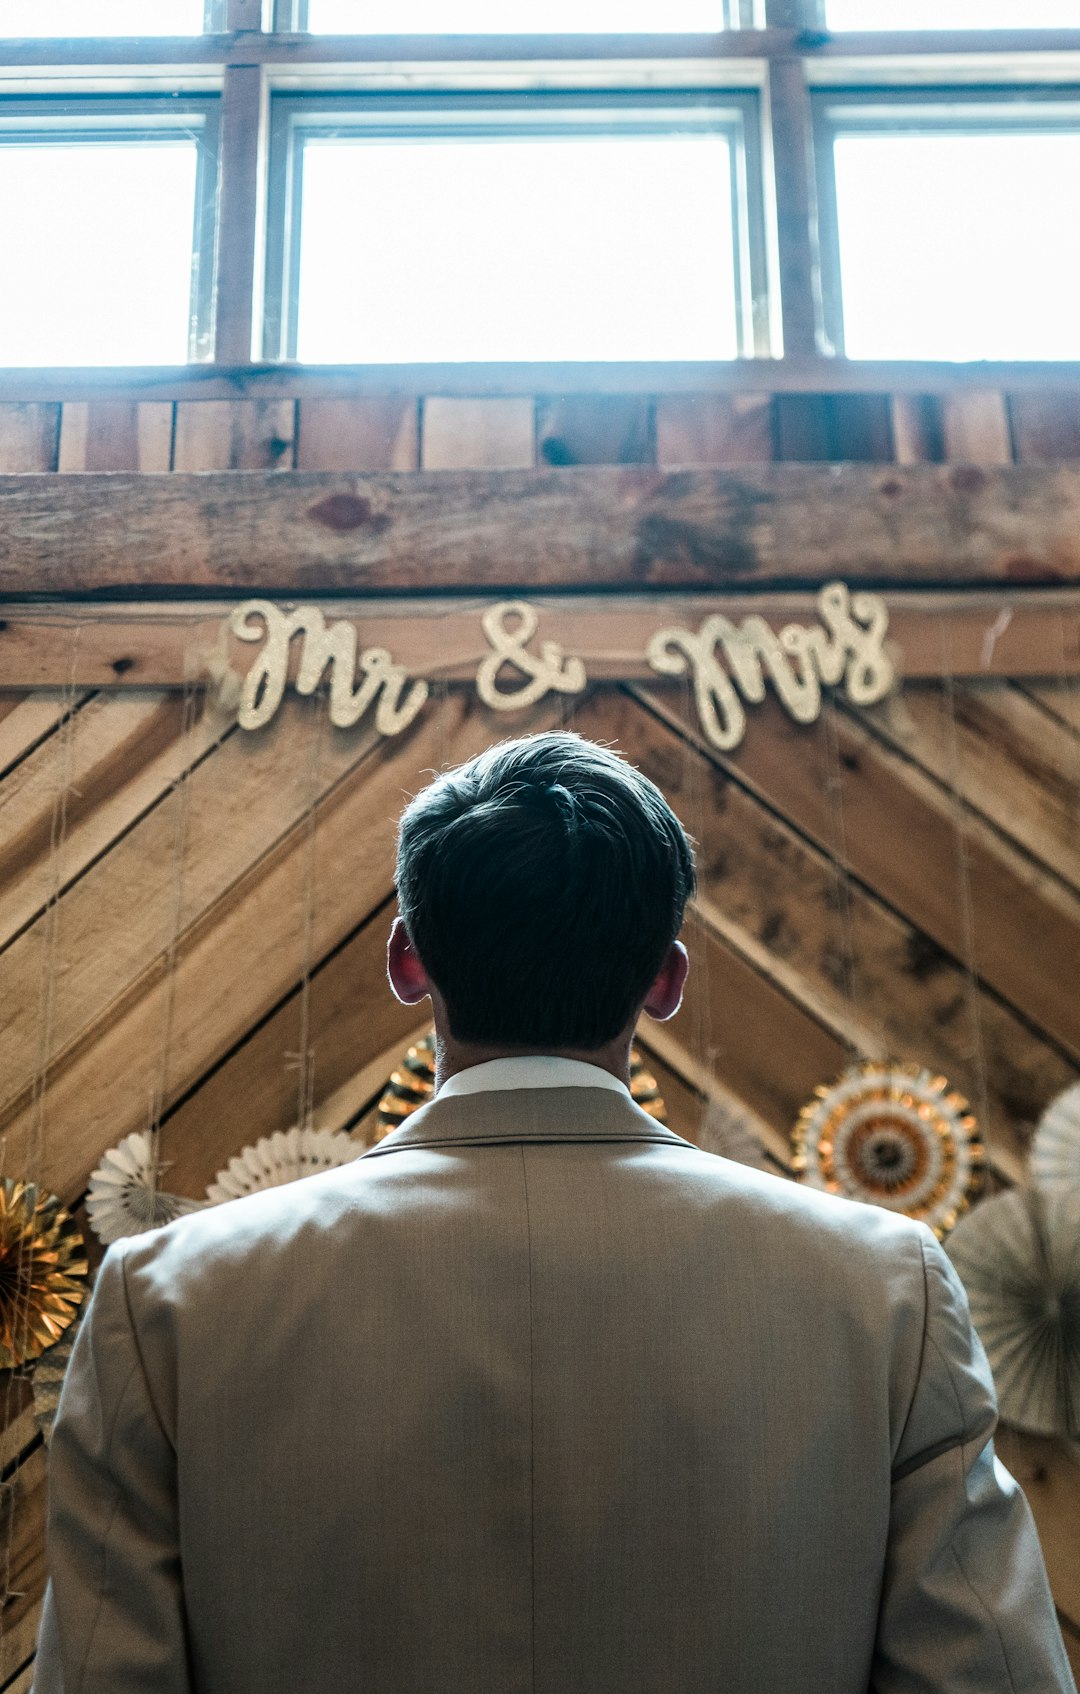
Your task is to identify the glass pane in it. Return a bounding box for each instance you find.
[827,0,1077,26]
[0,0,205,33]
[833,131,1080,359]
[307,0,728,31]
[0,142,198,365]
[295,133,738,361]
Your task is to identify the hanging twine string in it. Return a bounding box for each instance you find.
[1,626,83,1641]
[822,705,860,1059]
[938,618,994,1159]
[145,676,199,1193]
[286,689,326,1135]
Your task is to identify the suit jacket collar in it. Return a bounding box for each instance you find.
[361,1084,695,1158]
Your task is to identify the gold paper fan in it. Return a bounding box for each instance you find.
[374,1033,666,1142]
[791,1060,985,1240]
[0,1179,89,1370]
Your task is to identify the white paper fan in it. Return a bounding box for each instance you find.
[207,1126,362,1204]
[946,1186,1080,1438]
[86,1132,205,1246]
[1030,1081,1080,1193]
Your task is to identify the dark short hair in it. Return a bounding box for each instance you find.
[395,731,695,1049]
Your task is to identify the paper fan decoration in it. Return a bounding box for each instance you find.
[33,1311,83,1444]
[1030,1081,1080,1194]
[86,1132,205,1247]
[792,1060,984,1238]
[207,1126,362,1204]
[0,1180,88,1370]
[374,1031,667,1142]
[946,1186,1080,1438]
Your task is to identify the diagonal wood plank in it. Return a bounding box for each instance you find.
[0,690,233,952]
[860,681,1080,897]
[1,692,560,1204]
[157,898,416,1198]
[0,1445,46,1687]
[591,691,1070,1177]
[0,693,90,783]
[634,685,1080,1067]
[0,696,388,1127]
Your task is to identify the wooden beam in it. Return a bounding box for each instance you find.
[0,360,1077,404]
[0,590,1077,687]
[5,465,1080,594]
[2,28,1078,69]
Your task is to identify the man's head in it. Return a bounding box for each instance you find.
[389,731,695,1054]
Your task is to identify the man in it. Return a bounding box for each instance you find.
[37,731,1073,1693]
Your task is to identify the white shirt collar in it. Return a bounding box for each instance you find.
[437,1055,630,1101]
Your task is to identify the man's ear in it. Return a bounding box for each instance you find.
[387,916,433,1006]
[641,940,689,1023]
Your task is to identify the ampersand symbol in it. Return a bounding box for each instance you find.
[476,601,587,711]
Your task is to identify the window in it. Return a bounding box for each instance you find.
[291,0,755,30]
[816,97,1080,359]
[266,97,767,362]
[824,1,1079,27]
[0,103,218,366]
[0,0,216,35]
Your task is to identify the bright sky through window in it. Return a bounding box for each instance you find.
[833,131,1080,358]
[0,0,204,32]
[295,134,738,361]
[307,0,726,30]
[827,0,1078,25]
[0,143,198,364]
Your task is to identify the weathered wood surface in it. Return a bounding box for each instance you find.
[637,685,1080,1067]
[0,591,1077,688]
[6,465,1080,593]
[585,692,1072,1178]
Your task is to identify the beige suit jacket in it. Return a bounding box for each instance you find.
[36,1083,1075,1694]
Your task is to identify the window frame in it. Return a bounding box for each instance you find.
[0,93,221,363]
[262,88,771,363]
[813,85,1080,358]
[272,0,762,33]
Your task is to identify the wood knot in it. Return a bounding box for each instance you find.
[306,493,388,534]
[111,656,135,676]
[949,465,985,495]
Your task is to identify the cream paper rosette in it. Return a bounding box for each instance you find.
[946,1185,1080,1438]
[86,1132,205,1246]
[1030,1081,1080,1195]
[207,1126,362,1204]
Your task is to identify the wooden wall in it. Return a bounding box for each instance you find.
[1,384,1079,1686]
[2,385,1080,476]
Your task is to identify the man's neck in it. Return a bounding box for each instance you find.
[434,1033,632,1095]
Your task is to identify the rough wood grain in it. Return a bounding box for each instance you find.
[0,692,89,781]
[536,397,653,466]
[57,402,172,473]
[420,399,535,471]
[636,686,1080,1069]
[172,401,296,471]
[158,898,417,1197]
[296,399,419,472]
[0,406,58,475]
[0,692,558,1204]
[0,1446,46,1685]
[942,391,1013,466]
[0,689,233,953]
[861,682,1080,898]
[655,395,774,468]
[592,690,1068,1176]
[1,591,1077,688]
[4,464,1080,593]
